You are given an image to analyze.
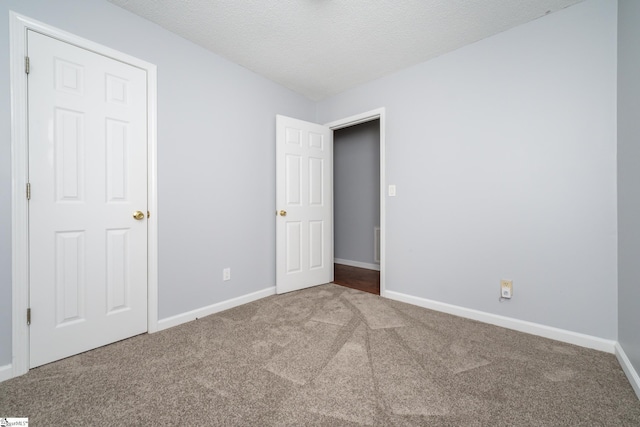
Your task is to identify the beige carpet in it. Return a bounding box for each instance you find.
[1,283,639,426]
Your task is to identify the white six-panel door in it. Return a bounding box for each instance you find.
[28,30,148,367]
[276,115,333,294]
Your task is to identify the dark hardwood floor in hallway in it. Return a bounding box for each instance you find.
[333,263,380,295]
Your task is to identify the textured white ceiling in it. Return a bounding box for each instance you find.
[108,0,584,101]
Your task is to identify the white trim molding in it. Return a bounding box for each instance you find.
[0,364,13,383]
[156,287,276,331]
[385,290,616,354]
[325,108,386,297]
[334,258,380,271]
[616,343,640,400]
[9,12,158,380]
[10,9,30,381]
[146,70,159,334]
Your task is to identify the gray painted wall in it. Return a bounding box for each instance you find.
[0,0,315,366]
[618,0,640,378]
[318,0,618,339]
[334,120,380,266]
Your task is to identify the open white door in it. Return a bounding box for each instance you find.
[276,115,333,294]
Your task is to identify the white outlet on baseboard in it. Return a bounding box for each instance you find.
[223,268,231,281]
[500,279,513,299]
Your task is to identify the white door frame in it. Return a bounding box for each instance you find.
[325,108,386,297]
[9,12,159,379]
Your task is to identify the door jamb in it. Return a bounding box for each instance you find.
[9,12,159,379]
[324,108,386,297]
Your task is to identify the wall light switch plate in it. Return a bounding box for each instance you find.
[500,279,512,299]
[388,185,396,197]
[223,268,231,281]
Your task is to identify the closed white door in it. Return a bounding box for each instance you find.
[276,115,333,294]
[28,31,148,367]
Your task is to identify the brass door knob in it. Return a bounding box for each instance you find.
[279,210,287,217]
[133,211,145,220]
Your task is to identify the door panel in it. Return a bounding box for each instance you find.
[276,115,333,294]
[106,229,131,314]
[28,30,148,367]
[55,231,86,326]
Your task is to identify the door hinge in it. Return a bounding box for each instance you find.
[25,56,30,74]
[26,182,31,200]
[27,308,31,325]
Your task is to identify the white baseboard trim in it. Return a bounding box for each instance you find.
[156,286,276,332]
[385,290,616,354]
[334,258,380,271]
[0,364,13,383]
[615,342,640,400]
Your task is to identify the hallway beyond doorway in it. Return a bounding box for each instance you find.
[333,263,380,295]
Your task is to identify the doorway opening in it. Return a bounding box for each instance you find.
[275,108,385,296]
[332,120,381,295]
[325,108,385,296]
